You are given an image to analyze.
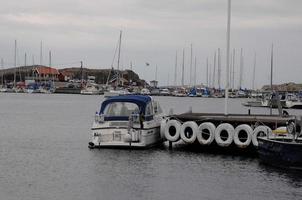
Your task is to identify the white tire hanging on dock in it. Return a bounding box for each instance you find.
[214,123,234,147]
[197,122,216,145]
[160,118,169,140]
[180,121,198,144]
[164,120,181,142]
[252,126,272,147]
[233,124,253,148]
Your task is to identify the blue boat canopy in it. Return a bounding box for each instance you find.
[99,95,152,116]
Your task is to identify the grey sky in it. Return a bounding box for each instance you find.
[0,0,302,88]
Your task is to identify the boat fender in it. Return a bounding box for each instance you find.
[214,123,234,147]
[233,124,253,148]
[180,121,198,144]
[164,120,181,142]
[287,121,295,135]
[197,122,216,145]
[252,126,272,147]
[160,118,169,140]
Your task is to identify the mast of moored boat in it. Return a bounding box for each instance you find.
[189,44,193,87]
[270,44,274,115]
[252,52,256,90]
[224,0,231,115]
[14,40,17,87]
[1,58,3,86]
[174,51,177,86]
[213,51,216,89]
[206,57,209,87]
[116,30,122,87]
[181,48,185,87]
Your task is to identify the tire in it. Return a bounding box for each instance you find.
[215,123,234,147]
[197,122,216,145]
[160,118,169,140]
[234,124,253,148]
[164,120,181,142]
[180,121,198,143]
[252,126,272,147]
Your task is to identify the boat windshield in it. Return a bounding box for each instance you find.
[103,102,140,117]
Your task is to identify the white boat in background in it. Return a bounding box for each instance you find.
[104,88,130,98]
[81,84,100,95]
[285,93,302,109]
[140,88,151,95]
[88,95,165,148]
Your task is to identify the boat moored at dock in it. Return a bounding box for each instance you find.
[89,95,165,149]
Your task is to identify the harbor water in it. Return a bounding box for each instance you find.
[0,93,301,200]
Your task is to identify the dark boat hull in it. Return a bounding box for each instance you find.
[258,137,302,170]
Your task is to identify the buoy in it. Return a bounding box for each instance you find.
[215,123,234,147]
[180,121,198,143]
[233,124,253,148]
[197,122,216,145]
[164,120,181,142]
[252,126,272,147]
[160,118,169,140]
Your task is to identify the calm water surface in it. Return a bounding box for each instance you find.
[0,93,301,200]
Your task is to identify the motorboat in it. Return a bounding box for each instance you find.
[88,95,165,148]
[81,83,100,95]
[104,88,130,97]
[258,136,302,170]
[140,88,151,95]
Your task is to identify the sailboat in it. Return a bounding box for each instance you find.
[104,30,130,98]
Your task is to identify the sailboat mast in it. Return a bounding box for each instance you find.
[239,48,243,89]
[232,49,235,90]
[218,48,221,89]
[40,41,43,65]
[270,44,274,115]
[181,48,185,86]
[1,58,3,86]
[224,0,231,115]
[174,51,177,86]
[155,64,158,81]
[49,51,52,67]
[252,52,256,90]
[190,44,192,86]
[206,58,209,87]
[14,40,17,87]
[213,51,216,88]
[116,30,122,87]
[194,56,197,86]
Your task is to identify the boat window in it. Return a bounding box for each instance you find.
[145,102,154,116]
[103,102,140,116]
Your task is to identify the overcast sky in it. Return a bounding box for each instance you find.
[0,0,301,88]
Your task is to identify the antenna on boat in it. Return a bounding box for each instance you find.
[224,0,231,115]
